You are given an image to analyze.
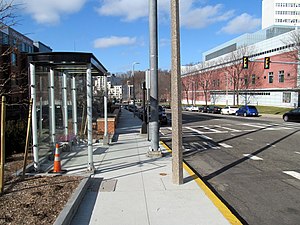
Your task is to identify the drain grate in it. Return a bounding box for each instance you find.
[99,179,118,192]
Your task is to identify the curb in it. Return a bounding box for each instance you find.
[160,141,244,225]
[53,175,91,225]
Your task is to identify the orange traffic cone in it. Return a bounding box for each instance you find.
[53,143,61,173]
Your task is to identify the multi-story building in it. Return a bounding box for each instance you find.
[262,0,300,29]
[0,25,34,105]
[181,1,300,108]
[0,25,52,119]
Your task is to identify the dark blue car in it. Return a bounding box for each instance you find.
[235,105,259,117]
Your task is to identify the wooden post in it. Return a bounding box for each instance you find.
[22,99,33,180]
[171,0,183,184]
[0,96,6,194]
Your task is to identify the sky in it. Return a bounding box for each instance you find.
[13,0,262,74]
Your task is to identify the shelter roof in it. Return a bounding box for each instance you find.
[27,52,107,75]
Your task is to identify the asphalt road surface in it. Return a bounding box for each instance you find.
[161,111,300,225]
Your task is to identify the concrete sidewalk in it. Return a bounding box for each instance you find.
[60,109,236,225]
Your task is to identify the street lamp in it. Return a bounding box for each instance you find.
[132,62,140,117]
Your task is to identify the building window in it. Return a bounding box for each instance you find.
[244,76,248,85]
[268,72,273,83]
[251,74,256,85]
[279,70,284,83]
[283,92,291,103]
[11,53,17,66]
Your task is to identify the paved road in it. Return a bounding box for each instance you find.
[161,111,300,225]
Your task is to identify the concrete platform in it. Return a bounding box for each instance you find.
[54,109,240,225]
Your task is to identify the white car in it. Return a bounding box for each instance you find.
[221,106,239,115]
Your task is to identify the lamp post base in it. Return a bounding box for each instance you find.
[141,122,147,134]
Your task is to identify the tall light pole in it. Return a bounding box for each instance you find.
[148,0,160,155]
[225,72,228,106]
[132,62,139,117]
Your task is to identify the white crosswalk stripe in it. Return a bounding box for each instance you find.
[283,171,300,180]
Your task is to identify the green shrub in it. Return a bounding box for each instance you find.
[4,119,27,158]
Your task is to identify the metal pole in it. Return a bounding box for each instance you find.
[71,75,78,136]
[149,0,160,154]
[49,68,56,150]
[39,76,43,138]
[132,62,139,117]
[30,63,39,170]
[171,0,183,184]
[103,74,109,145]
[145,70,151,141]
[86,63,94,171]
[0,96,6,194]
[62,72,68,141]
[226,72,228,106]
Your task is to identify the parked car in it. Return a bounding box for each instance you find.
[145,105,168,125]
[158,105,168,125]
[208,106,222,114]
[221,106,239,115]
[235,105,259,117]
[283,107,300,122]
[198,105,210,113]
[185,105,199,111]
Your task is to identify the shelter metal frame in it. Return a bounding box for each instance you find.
[27,52,107,171]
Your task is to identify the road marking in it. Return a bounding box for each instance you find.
[186,127,204,134]
[242,123,266,128]
[214,125,241,132]
[246,138,253,141]
[295,152,300,155]
[200,125,222,133]
[185,127,213,139]
[219,143,232,148]
[203,141,220,149]
[243,154,263,160]
[283,171,300,180]
[160,141,243,225]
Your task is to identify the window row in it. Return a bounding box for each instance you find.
[275,3,300,7]
[275,10,300,15]
[267,70,286,83]
[275,18,299,23]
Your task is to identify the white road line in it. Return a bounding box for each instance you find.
[219,143,233,148]
[200,135,213,140]
[246,138,253,141]
[243,154,263,160]
[203,141,220,149]
[160,131,166,136]
[283,171,300,180]
[295,152,300,155]
[214,125,241,132]
[200,125,222,133]
[186,127,204,134]
[242,123,266,129]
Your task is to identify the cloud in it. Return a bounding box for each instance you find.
[181,4,234,29]
[93,36,137,48]
[219,13,261,34]
[16,0,87,25]
[96,0,148,21]
[97,0,234,29]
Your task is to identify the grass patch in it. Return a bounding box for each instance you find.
[255,106,292,115]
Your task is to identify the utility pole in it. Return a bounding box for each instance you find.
[171,0,183,184]
[132,62,139,117]
[148,0,161,156]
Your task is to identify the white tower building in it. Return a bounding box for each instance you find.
[262,0,300,29]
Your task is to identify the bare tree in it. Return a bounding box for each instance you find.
[181,78,190,105]
[223,45,254,105]
[282,29,300,62]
